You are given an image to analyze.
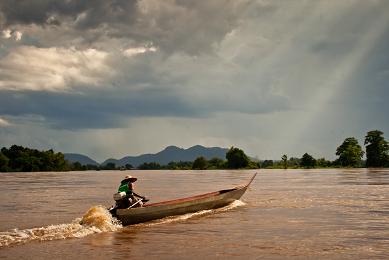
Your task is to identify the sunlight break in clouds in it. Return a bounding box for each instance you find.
[123,46,157,57]
[288,6,389,152]
[0,47,110,92]
[0,117,10,127]
[1,29,11,38]
[1,29,22,41]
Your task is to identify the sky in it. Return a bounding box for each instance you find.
[0,0,388,162]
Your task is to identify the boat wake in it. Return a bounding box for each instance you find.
[0,200,245,247]
[142,200,246,226]
[0,206,122,248]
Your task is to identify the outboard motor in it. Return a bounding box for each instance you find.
[109,192,149,217]
[113,191,127,201]
[109,192,129,217]
[113,191,132,209]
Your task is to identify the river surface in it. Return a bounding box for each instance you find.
[0,169,388,259]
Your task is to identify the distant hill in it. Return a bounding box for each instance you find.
[102,145,228,167]
[64,153,100,166]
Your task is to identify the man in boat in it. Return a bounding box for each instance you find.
[114,175,146,209]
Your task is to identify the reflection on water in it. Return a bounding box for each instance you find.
[336,168,389,185]
[0,169,389,259]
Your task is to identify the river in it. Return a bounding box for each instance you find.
[0,169,388,259]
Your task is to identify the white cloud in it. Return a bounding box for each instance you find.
[2,29,12,39]
[1,29,23,41]
[0,117,11,127]
[13,31,22,41]
[123,46,157,57]
[0,46,111,92]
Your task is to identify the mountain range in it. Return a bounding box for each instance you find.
[63,153,100,166]
[64,145,228,167]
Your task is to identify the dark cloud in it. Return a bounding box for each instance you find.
[72,0,139,30]
[0,83,289,129]
[0,0,259,55]
[127,1,253,55]
[0,0,138,28]
[0,0,85,26]
[0,89,199,129]
[310,2,388,57]
[332,23,389,115]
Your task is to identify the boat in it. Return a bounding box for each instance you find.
[111,173,257,226]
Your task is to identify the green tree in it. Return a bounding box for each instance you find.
[86,164,99,170]
[261,160,273,168]
[207,157,225,169]
[1,145,70,172]
[192,156,208,170]
[316,158,332,168]
[300,153,316,168]
[125,163,134,170]
[50,152,68,171]
[364,130,389,167]
[105,162,116,170]
[288,157,300,168]
[166,161,192,170]
[281,154,288,169]
[138,162,161,170]
[335,137,364,167]
[226,147,249,169]
[247,160,260,169]
[0,152,10,172]
[71,161,84,171]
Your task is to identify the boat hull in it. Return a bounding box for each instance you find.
[115,173,256,226]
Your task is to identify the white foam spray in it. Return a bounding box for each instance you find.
[0,206,122,247]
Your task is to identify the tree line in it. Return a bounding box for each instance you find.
[0,145,252,172]
[185,130,388,170]
[0,145,69,172]
[67,129,389,170]
[133,146,255,170]
[0,130,388,172]
[277,130,389,169]
[88,147,253,171]
[0,145,114,172]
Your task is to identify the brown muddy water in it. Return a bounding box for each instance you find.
[0,169,388,259]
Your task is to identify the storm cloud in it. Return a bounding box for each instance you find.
[0,0,389,161]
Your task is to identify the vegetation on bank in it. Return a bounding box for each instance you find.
[271,130,389,169]
[0,130,388,172]
[0,145,69,172]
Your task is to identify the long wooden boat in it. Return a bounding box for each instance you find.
[114,173,257,226]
